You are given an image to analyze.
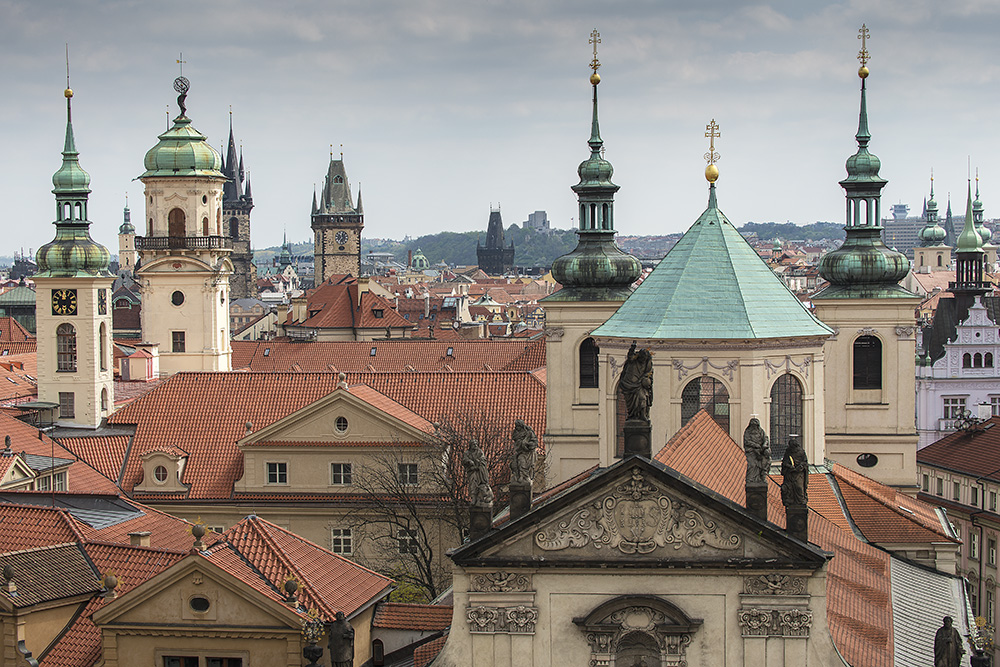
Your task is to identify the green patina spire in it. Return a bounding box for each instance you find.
[953,179,987,293]
[546,31,640,302]
[973,172,992,244]
[957,180,983,252]
[35,85,111,278]
[815,30,912,300]
[918,174,946,246]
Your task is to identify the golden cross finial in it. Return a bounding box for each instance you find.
[600,146,606,159]
[340,143,344,160]
[589,29,601,73]
[329,144,333,159]
[65,43,70,89]
[704,119,721,166]
[177,53,187,76]
[857,24,870,67]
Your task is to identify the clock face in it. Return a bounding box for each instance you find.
[335,230,349,245]
[52,289,78,316]
[98,289,107,315]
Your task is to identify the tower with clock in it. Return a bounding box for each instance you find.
[34,82,115,428]
[135,75,233,374]
[311,153,364,281]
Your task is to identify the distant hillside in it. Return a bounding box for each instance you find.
[737,222,845,242]
[363,227,579,268]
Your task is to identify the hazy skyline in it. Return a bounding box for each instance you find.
[4,0,999,258]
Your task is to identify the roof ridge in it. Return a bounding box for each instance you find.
[712,215,755,337]
[0,540,80,557]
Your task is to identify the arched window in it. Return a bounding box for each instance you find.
[57,323,76,372]
[987,353,994,367]
[201,217,209,235]
[770,374,803,460]
[229,217,240,239]
[101,388,109,412]
[853,335,882,389]
[937,255,943,267]
[333,175,343,184]
[681,376,730,432]
[99,322,108,372]
[964,353,973,368]
[168,208,185,237]
[579,338,599,388]
[975,353,984,368]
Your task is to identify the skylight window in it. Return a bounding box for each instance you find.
[263,348,270,357]
[446,347,454,356]
[370,347,377,357]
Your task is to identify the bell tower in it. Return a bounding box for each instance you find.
[136,74,232,374]
[34,78,114,428]
[312,150,364,281]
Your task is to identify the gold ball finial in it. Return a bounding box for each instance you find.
[64,88,73,98]
[590,72,601,85]
[858,66,869,79]
[705,164,719,183]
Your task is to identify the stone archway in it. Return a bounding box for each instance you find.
[573,595,701,667]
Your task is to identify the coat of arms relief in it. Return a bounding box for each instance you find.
[534,469,742,554]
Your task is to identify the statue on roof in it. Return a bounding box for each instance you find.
[934,616,964,667]
[510,419,538,486]
[618,341,653,422]
[326,611,355,667]
[463,439,494,509]
[743,418,771,484]
[779,437,808,507]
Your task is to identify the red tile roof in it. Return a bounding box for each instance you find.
[414,634,449,667]
[0,352,36,403]
[0,503,84,551]
[918,416,1000,481]
[373,602,452,630]
[288,279,411,331]
[231,338,545,373]
[57,434,130,485]
[0,342,37,356]
[0,317,34,342]
[107,371,545,499]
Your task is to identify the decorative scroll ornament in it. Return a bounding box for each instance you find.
[467,605,537,634]
[857,327,878,336]
[763,356,812,380]
[894,326,916,338]
[742,574,807,596]
[543,327,565,340]
[738,607,813,637]
[471,571,531,593]
[534,469,741,554]
[671,357,739,381]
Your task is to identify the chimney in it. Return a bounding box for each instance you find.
[979,402,993,422]
[424,292,430,319]
[128,531,151,548]
[408,249,413,268]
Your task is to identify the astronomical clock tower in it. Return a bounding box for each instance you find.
[311,153,364,281]
[136,75,232,374]
[35,83,114,428]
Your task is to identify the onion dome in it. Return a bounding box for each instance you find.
[119,201,135,234]
[953,180,988,294]
[547,63,641,302]
[141,116,223,178]
[973,176,992,244]
[815,54,911,299]
[36,88,111,278]
[918,177,946,246]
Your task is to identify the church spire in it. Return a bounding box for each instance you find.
[953,179,987,294]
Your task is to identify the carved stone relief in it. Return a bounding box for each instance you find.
[534,469,741,554]
[543,327,564,340]
[742,574,807,596]
[466,605,537,634]
[581,605,693,667]
[738,607,812,637]
[895,326,916,338]
[671,357,740,381]
[470,571,532,593]
[857,327,878,336]
[763,356,812,380]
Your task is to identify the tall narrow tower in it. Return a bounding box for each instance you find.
[34,82,114,428]
[312,154,363,281]
[222,115,255,298]
[812,27,921,491]
[118,198,137,274]
[476,208,514,275]
[542,32,642,485]
[914,175,950,271]
[136,76,232,374]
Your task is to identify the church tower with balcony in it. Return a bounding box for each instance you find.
[222,115,255,298]
[135,76,233,373]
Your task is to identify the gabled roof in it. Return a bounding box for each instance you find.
[373,601,452,630]
[287,279,411,331]
[0,317,34,342]
[592,186,832,340]
[0,543,101,608]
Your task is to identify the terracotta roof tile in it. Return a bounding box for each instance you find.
[57,434,131,485]
[0,543,100,608]
[373,602,452,630]
[0,317,34,343]
[0,503,83,551]
[0,353,37,403]
[0,342,36,356]
[918,416,1000,481]
[414,633,448,667]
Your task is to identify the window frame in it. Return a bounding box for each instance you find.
[57,323,77,372]
[172,331,186,353]
[330,462,352,485]
[397,462,418,486]
[266,461,288,485]
[331,527,353,555]
[852,335,882,390]
[397,528,418,555]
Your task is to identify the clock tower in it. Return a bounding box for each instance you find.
[311,155,364,281]
[35,83,114,428]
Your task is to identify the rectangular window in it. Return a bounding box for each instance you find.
[990,538,997,566]
[330,463,352,485]
[990,589,996,622]
[397,528,418,554]
[944,397,968,420]
[972,532,980,560]
[331,528,353,555]
[58,392,75,419]
[993,396,1000,417]
[53,471,66,491]
[922,474,929,492]
[171,331,186,353]
[163,659,198,667]
[37,476,51,492]
[398,463,418,486]
[973,486,980,507]
[266,462,287,485]
[954,481,961,501]
[991,491,998,512]
[937,477,943,496]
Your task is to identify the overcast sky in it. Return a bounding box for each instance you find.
[3,0,999,257]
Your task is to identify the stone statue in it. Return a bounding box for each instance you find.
[934,616,965,667]
[463,439,493,508]
[510,419,538,486]
[326,611,355,667]
[618,341,653,422]
[743,418,771,484]
[780,437,808,507]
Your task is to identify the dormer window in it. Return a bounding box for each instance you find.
[372,309,384,318]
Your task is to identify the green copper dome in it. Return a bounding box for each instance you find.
[957,182,984,253]
[141,116,223,179]
[36,92,111,278]
[919,176,946,246]
[815,73,912,299]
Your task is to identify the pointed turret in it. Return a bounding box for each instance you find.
[311,187,318,214]
[119,199,135,235]
[973,173,991,244]
[815,55,910,299]
[546,61,640,300]
[944,195,956,246]
[223,115,243,202]
[356,187,363,214]
[918,175,946,247]
[244,173,253,203]
[952,180,987,294]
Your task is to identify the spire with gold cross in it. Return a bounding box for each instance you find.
[704,119,720,184]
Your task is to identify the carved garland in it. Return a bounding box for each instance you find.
[742,574,807,596]
[534,469,741,554]
[467,605,538,634]
[671,357,740,381]
[763,355,812,380]
[737,608,812,637]
[470,571,532,593]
